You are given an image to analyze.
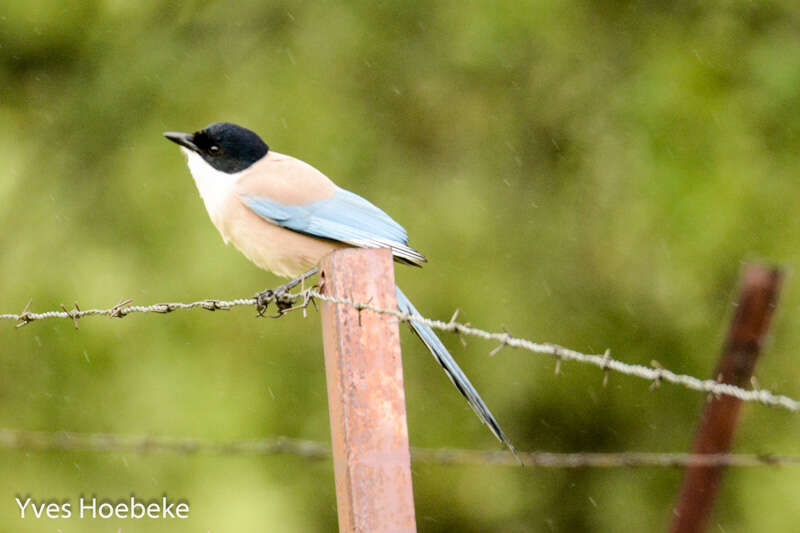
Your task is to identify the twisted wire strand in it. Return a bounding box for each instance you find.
[0,428,796,468]
[1,288,798,412]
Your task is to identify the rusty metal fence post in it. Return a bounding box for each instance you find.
[319,248,417,533]
[669,264,783,533]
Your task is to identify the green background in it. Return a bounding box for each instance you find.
[2,1,799,531]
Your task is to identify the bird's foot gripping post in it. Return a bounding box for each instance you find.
[319,248,417,533]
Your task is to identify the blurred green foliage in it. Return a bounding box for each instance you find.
[2,1,800,531]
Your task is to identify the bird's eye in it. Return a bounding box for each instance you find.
[209,145,220,154]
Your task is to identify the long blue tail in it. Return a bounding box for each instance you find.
[395,287,517,456]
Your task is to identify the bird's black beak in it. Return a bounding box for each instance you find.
[163,131,199,152]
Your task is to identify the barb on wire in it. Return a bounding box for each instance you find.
[0,296,259,326]
[2,287,799,413]
[0,428,796,468]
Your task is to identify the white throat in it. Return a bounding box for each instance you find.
[183,148,239,219]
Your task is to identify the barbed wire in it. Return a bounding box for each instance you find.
[2,287,799,413]
[0,428,797,468]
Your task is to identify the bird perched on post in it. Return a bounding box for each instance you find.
[165,122,516,455]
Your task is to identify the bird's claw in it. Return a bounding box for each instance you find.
[273,289,294,315]
[255,287,294,318]
[255,289,274,317]
[255,269,319,318]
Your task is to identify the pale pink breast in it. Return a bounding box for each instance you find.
[214,186,344,278]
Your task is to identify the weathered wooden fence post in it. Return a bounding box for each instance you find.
[320,248,417,533]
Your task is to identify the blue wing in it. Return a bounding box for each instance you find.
[241,188,427,265]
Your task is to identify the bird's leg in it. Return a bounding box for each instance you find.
[281,267,319,293]
[255,267,319,317]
